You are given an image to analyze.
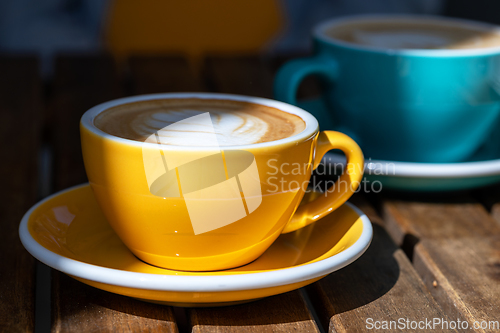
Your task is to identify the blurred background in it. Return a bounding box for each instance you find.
[1,0,500,77]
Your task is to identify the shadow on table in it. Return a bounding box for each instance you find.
[305,224,400,326]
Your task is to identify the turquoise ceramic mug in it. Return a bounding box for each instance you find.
[275,15,500,163]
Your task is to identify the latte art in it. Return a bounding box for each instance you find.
[94,99,305,146]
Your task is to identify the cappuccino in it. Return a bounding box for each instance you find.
[326,19,500,50]
[94,98,306,146]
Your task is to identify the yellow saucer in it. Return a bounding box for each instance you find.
[20,184,372,307]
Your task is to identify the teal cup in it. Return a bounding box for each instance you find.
[275,15,500,163]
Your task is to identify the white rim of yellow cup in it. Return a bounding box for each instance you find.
[80,92,319,151]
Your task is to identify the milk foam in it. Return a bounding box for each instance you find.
[94,99,305,146]
[352,30,455,49]
[139,109,269,146]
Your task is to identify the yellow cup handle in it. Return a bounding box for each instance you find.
[281,131,364,234]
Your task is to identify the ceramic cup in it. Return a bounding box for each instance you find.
[275,15,500,163]
[80,93,364,271]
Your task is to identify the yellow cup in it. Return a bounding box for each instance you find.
[80,93,364,271]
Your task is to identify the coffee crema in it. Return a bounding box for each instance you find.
[94,99,306,146]
[326,20,500,50]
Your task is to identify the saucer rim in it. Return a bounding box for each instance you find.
[19,183,373,293]
[325,152,500,178]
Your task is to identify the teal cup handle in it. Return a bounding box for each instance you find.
[274,55,337,106]
[274,56,339,132]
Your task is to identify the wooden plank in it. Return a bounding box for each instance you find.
[190,291,319,333]
[380,192,500,330]
[52,274,178,333]
[186,56,321,332]
[50,55,178,332]
[306,195,452,333]
[0,57,41,332]
[129,55,203,94]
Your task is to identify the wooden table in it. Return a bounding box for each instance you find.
[1,55,500,333]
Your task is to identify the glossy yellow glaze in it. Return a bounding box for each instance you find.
[81,115,363,270]
[28,185,364,305]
